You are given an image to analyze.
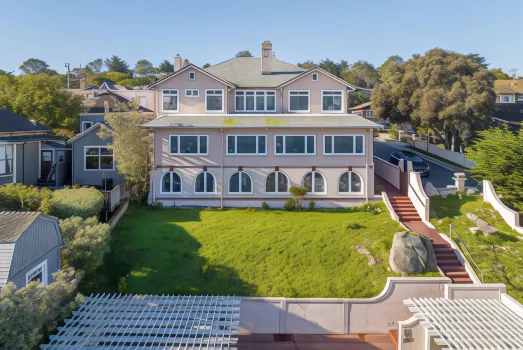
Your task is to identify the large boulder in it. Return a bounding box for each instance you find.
[389,232,438,274]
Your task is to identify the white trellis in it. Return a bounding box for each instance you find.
[41,294,240,350]
[404,298,523,349]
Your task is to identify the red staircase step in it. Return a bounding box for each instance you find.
[438,260,461,266]
[445,271,469,278]
[451,277,473,283]
[388,329,399,349]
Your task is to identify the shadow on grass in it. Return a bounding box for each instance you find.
[82,206,256,296]
[430,194,479,219]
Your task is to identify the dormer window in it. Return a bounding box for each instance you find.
[189,72,196,80]
[312,73,319,81]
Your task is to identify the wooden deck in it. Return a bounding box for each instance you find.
[238,334,395,349]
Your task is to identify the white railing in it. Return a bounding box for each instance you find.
[373,155,401,189]
[382,191,400,222]
[407,172,430,222]
[413,140,476,168]
[102,185,121,212]
[483,180,523,234]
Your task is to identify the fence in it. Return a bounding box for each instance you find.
[412,141,476,168]
[483,180,523,234]
[101,184,121,212]
[373,155,401,189]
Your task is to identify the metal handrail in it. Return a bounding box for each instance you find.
[449,224,484,283]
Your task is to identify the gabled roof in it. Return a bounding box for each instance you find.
[0,211,44,243]
[350,102,372,110]
[67,122,105,144]
[494,79,523,94]
[99,82,133,91]
[0,109,51,133]
[277,67,357,90]
[148,64,236,89]
[84,91,153,113]
[0,134,68,143]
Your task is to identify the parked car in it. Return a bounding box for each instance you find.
[389,151,430,177]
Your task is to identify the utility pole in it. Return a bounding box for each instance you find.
[65,63,70,89]
[508,68,518,80]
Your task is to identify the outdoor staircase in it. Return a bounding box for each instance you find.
[389,195,473,284]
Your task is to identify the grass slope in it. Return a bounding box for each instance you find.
[430,194,523,302]
[100,204,406,298]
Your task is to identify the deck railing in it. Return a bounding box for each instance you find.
[449,224,484,283]
[101,185,121,213]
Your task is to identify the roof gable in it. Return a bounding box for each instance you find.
[0,212,45,243]
[277,67,357,89]
[148,64,235,89]
[0,109,52,133]
[67,122,104,144]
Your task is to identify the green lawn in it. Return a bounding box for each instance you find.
[430,194,523,303]
[98,203,408,298]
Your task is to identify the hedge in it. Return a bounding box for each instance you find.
[50,187,104,219]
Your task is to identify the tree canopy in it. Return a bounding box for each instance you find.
[134,59,155,77]
[372,48,496,149]
[489,68,510,80]
[104,55,130,73]
[202,63,211,68]
[377,55,404,82]
[19,58,57,75]
[158,59,174,73]
[86,58,104,73]
[236,50,253,57]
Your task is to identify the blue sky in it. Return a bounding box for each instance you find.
[0,0,521,75]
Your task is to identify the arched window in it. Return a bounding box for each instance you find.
[195,172,215,193]
[338,171,363,194]
[161,171,182,193]
[229,171,252,194]
[303,171,326,194]
[266,171,289,193]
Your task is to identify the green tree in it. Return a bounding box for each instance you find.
[183,58,190,66]
[104,55,130,73]
[202,63,211,68]
[158,59,174,73]
[134,59,155,77]
[466,126,523,211]
[377,55,404,82]
[345,60,379,88]
[297,60,315,70]
[19,58,52,74]
[319,58,340,76]
[348,90,371,107]
[490,68,510,80]
[236,50,253,57]
[372,48,496,150]
[0,69,13,75]
[467,53,489,68]
[86,58,104,73]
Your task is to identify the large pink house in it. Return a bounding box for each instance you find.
[144,41,382,208]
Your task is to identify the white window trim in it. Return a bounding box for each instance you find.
[226,135,267,156]
[302,171,327,195]
[265,171,290,194]
[84,146,115,171]
[161,89,179,113]
[321,90,344,113]
[323,135,365,156]
[160,171,183,194]
[205,89,224,113]
[168,135,209,156]
[0,144,14,177]
[234,90,277,112]
[288,90,310,113]
[312,73,319,81]
[194,171,217,194]
[228,171,253,194]
[189,71,196,80]
[26,260,48,286]
[185,89,199,97]
[365,110,374,117]
[501,94,512,103]
[81,121,94,132]
[274,135,316,156]
[338,171,364,195]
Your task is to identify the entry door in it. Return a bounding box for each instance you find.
[41,150,53,178]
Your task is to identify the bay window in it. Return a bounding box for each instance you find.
[85,147,114,170]
[275,135,315,155]
[169,135,208,155]
[289,90,310,112]
[322,90,343,112]
[324,135,365,155]
[235,91,275,112]
[205,89,224,112]
[0,145,13,175]
[227,135,266,155]
[162,89,178,112]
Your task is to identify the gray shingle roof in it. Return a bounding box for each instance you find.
[0,211,42,243]
[143,114,382,129]
[0,109,51,133]
[0,243,15,287]
[204,57,304,87]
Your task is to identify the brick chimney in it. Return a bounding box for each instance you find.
[174,54,182,72]
[261,41,273,75]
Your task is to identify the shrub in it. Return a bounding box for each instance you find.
[388,123,400,140]
[117,277,128,294]
[308,200,315,211]
[284,199,296,211]
[0,184,51,213]
[246,207,254,211]
[261,202,270,210]
[289,186,308,207]
[204,206,218,211]
[50,187,104,219]
[151,201,164,210]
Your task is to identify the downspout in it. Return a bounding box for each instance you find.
[220,129,224,209]
[280,88,283,112]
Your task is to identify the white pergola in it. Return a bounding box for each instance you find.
[404,298,523,349]
[41,294,240,350]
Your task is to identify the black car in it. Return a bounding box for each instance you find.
[389,151,430,177]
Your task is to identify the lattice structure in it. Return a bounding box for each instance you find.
[41,294,240,349]
[404,298,523,349]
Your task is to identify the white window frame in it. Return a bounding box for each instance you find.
[226,135,267,155]
[265,171,290,194]
[365,110,374,117]
[189,71,196,80]
[235,90,276,112]
[288,90,310,112]
[228,171,253,194]
[302,171,327,195]
[26,260,48,286]
[323,135,365,156]
[84,146,115,171]
[185,89,199,97]
[161,89,179,113]
[338,171,364,195]
[0,144,14,176]
[205,89,224,113]
[321,90,344,113]
[169,135,209,156]
[194,171,216,194]
[160,171,183,194]
[81,121,94,132]
[274,135,316,156]
[501,95,512,103]
[312,73,319,81]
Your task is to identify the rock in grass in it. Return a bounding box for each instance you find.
[352,245,377,266]
[466,213,498,235]
[389,232,438,273]
[424,182,440,197]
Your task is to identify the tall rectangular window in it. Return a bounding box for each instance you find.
[169,135,208,155]
[289,91,310,112]
[85,147,114,170]
[0,145,13,175]
[205,90,224,112]
[235,91,276,112]
[275,135,315,155]
[322,90,343,112]
[227,135,267,155]
[162,89,178,112]
[324,135,365,155]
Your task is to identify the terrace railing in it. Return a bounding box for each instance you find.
[449,223,484,283]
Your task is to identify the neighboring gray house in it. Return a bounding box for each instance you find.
[0,212,63,289]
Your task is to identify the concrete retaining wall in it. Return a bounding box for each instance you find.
[374,156,400,189]
[483,180,523,234]
[413,141,476,168]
